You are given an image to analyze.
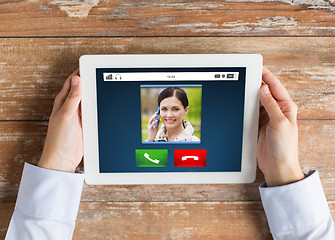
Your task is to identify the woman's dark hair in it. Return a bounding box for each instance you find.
[158,87,188,109]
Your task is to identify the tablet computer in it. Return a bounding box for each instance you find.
[79,54,262,185]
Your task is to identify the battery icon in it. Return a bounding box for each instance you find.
[227,74,235,78]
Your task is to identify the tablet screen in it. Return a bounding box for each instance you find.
[96,67,246,173]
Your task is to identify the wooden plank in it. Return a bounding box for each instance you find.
[0,203,14,239]
[73,201,272,239]
[1,1,335,36]
[0,120,334,202]
[1,202,335,240]
[0,121,47,202]
[0,37,334,120]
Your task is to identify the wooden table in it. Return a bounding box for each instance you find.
[1,1,334,239]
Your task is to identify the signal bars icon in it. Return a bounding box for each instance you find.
[104,74,122,80]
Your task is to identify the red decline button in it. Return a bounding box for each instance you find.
[174,149,207,167]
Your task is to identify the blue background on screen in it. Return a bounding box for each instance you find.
[96,67,246,173]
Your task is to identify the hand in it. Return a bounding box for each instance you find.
[38,69,83,173]
[257,66,304,187]
[147,111,160,141]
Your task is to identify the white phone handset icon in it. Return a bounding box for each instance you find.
[144,153,160,164]
[181,156,199,161]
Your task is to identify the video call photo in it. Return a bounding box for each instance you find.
[140,85,202,143]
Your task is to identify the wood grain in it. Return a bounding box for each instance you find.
[1,202,335,240]
[1,1,335,37]
[0,203,15,239]
[0,120,334,203]
[73,201,273,240]
[1,2,335,237]
[0,37,334,121]
[73,201,335,240]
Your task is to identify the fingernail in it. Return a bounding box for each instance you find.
[262,85,270,94]
[71,76,79,86]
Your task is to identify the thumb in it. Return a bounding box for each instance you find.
[260,84,285,123]
[62,75,82,116]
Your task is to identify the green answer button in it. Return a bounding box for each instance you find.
[135,149,168,167]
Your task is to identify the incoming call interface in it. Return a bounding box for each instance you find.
[96,67,246,173]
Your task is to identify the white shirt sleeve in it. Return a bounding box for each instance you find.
[259,170,335,240]
[5,162,85,240]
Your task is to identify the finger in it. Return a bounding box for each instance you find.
[155,119,160,128]
[52,69,80,115]
[149,120,158,129]
[78,102,83,128]
[277,97,298,124]
[57,69,80,99]
[258,107,269,137]
[262,67,298,124]
[153,111,158,118]
[262,66,292,102]
[75,68,80,77]
[61,75,83,117]
[148,112,158,123]
[260,84,285,123]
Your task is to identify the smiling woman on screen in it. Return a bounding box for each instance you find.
[146,87,200,142]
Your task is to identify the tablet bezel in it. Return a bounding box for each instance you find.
[79,54,262,185]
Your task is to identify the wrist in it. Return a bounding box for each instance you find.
[147,136,155,142]
[38,157,76,173]
[263,165,305,187]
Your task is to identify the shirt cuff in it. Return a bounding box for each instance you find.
[259,170,331,235]
[15,162,85,222]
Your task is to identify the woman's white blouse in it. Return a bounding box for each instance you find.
[5,163,335,240]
